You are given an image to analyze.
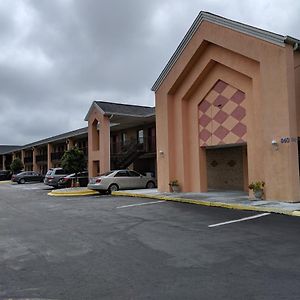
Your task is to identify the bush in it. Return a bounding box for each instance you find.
[10,158,24,174]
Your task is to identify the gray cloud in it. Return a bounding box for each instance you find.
[0,0,299,145]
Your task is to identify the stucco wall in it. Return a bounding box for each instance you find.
[295,51,300,136]
[155,20,300,202]
[88,108,110,177]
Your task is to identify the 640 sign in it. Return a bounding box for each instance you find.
[280,137,298,144]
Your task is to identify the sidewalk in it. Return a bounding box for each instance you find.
[112,189,300,217]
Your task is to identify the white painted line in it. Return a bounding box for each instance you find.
[208,212,271,228]
[116,200,165,209]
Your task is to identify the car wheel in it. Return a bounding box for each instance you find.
[19,178,25,184]
[108,184,119,194]
[146,181,155,189]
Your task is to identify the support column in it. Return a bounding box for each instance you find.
[2,155,6,170]
[47,143,53,170]
[21,150,25,168]
[67,139,74,150]
[199,147,208,192]
[32,148,38,172]
[242,146,249,192]
[99,115,110,174]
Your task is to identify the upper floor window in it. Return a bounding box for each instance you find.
[122,133,127,145]
[137,129,144,144]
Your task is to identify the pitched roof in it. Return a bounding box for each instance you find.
[152,11,300,92]
[85,101,155,121]
[1,127,88,154]
[0,145,22,155]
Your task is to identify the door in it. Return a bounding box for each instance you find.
[128,170,144,188]
[114,170,131,189]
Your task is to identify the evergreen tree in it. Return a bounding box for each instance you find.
[10,158,24,174]
[61,147,86,185]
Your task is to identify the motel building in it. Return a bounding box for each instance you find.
[152,12,300,202]
[0,102,156,178]
[1,12,299,203]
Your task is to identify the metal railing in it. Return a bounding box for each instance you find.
[110,136,156,155]
[51,152,65,161]
[36,154,47,163]
[24,157,33,164]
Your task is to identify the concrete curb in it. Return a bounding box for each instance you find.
[0,180,12,184]
[48,189,98,197]
[112,191,300,217]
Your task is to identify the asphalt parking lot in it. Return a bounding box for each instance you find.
[1,183,300,299]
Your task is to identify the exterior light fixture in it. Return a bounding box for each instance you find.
[159,150,164,155]
[271,140,279,151]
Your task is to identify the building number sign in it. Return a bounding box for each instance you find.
[280,137,298,144]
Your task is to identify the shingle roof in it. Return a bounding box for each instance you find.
[151,11,300,92]
[1,127,88,154]
[0,145,22,155]
[85,101,155,121]
[95,101,155,116]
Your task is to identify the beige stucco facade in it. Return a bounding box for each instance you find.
[88,108,111,177]
[154,14,300,202]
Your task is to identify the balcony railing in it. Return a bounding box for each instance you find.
[51,152,65,161]
[24,157,33,164]
[36,154,47,163]
[110,136,156,155]
[78,147,88,157]
[110,136,156,169]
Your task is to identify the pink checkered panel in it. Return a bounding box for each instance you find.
[198,80,247,147]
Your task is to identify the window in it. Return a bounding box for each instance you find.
[115,170,129,177]
[122,133,126,145]
[55,169,66,175]
[129,171,140,177]
[137,130,144,144]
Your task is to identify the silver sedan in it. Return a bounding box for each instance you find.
[88,170,156,193]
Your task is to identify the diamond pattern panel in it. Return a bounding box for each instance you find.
[198,80,247,146]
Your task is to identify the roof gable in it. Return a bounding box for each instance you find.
[85,100,155,121]
[152,11,300,92]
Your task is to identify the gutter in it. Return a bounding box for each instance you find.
[284,36,300,51]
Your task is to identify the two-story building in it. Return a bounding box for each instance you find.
[0,101,156,177]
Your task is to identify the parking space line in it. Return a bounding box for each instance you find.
[116,200,165,209]
[208,212,271,228]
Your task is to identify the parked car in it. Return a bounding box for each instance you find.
[11,171,44,184]
[0,170,12,181]
[88,169,156,193]
[44,168,69,188]
[57,171,89,188]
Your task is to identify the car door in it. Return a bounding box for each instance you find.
[31,172,40,182]
[114,170,131,189]
[23,172,31,182]
[128,170,144,188]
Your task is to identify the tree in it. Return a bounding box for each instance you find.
[10,158,24,174]
[61,147,86,186]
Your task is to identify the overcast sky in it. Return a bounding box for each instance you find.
[1,0,299,145]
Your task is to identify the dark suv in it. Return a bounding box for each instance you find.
[0,170,12,181]
[44,168,69,188]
